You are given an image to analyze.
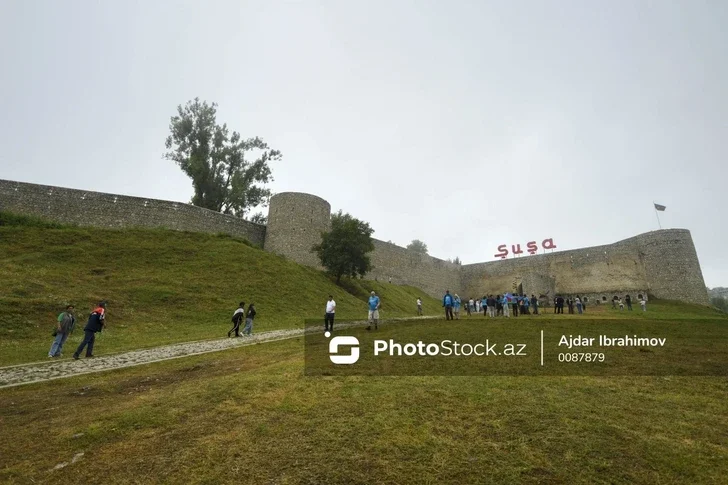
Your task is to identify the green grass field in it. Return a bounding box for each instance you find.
[0,212,441,365]
[1,212,727,483]
[1,306,726,484]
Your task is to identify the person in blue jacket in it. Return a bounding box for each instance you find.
[443,290,454,320]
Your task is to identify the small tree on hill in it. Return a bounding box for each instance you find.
[453,256,462,265]
[407,239,428,254]
[164,98,282,220]
[711,296,728,313]
[313,211,375,283]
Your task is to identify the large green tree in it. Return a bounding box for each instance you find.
[164,98,281,220]
[313,211,375,283]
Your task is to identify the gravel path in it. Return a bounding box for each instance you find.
[0,317,435,389]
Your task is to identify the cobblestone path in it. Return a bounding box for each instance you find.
[0,317,435,388]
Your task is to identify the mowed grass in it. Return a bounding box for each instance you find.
[0,212,442,365]
[0,330,726,484]
[304,310,728,377]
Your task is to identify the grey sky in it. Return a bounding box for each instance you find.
[1,0,726,287]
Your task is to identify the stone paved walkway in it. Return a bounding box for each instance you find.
[0,317,436,388]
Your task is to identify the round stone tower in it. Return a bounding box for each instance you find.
[635,229,709,304]
[264,192,331,268]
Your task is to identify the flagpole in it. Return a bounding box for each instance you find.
[653,201,662,229]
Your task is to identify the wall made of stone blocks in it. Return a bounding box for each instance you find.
[367,240,463,299]
[461,239,650,299]
[264,192,331,269]
[636,230,709,304]
[0,179,266,246]
[0,179,709,305]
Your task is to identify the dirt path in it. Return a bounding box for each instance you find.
[0,317,435,388]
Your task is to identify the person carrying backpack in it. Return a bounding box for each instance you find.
[228,302,245,337]
[73,301,107,360]
[49,305,76,358]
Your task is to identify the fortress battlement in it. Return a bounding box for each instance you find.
[0,179,709,304]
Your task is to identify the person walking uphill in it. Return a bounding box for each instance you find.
[228,302,245,337]
[443,290,454,321]
[242,303,257,336]
[49,305,76,358]
[325,295,336,333]
[73,301,106,360]
[366,291,381,330]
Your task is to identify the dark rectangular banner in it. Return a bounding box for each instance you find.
[304,318,727,376]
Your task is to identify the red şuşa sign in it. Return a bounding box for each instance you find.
[495,239,557,259]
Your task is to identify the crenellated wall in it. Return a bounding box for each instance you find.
[0,179,709,304]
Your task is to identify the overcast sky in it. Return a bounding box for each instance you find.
[1,1,726,287]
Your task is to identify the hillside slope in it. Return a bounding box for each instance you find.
[0,213,442,365]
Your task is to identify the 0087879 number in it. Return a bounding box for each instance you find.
[558,352,605,363]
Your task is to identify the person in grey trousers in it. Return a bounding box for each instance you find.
[242,303,257,336]
[49,305,76,357]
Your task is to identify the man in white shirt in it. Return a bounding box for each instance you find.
[325,295,336,333]
[416,298,423,316]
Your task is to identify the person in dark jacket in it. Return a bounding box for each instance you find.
[49,305,76,358]
[228,302,246,337]
[73,301,107,360]
[556,296,565,314]
[530,295,539,315]
[242,303,256,336]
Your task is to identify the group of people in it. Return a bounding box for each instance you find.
[50,289,649,360]
[48,301,107,360]
[552,295,587,314]
[611,294,647,311]
[437,291,648,319]
[442,291,541,319]
[227,301,258,337]
[320,291,381,333]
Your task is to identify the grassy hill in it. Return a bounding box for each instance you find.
[1,317,726,483]
[1,213,727,483]
[0,212,441,365]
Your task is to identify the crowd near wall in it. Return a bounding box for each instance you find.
[0,179,709,304]
[0,179,267,246]
[460,230,708,304]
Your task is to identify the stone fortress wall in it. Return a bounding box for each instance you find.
[0,179,709,304]
[460,229,708,305]
[264,192,331,269]
[0,179,267,246]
